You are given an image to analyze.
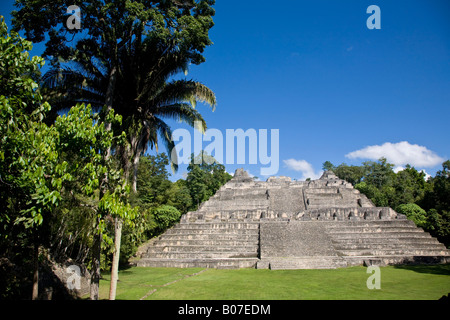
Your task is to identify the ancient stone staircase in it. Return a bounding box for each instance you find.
[325,220,450,266]
[136,221,260,268]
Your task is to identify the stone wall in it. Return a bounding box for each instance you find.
[296,207,400,221]
[260,221,337,258]
[186,170,380,222]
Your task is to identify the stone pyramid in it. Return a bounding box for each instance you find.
[134,169,450,269]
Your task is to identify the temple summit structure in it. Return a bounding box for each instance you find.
[134,169,450,269]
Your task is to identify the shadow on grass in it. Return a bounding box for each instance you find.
[392,263,450,276]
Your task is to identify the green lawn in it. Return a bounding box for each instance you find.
[98,264,450,300]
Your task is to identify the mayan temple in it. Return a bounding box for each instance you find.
[135,169,450,269]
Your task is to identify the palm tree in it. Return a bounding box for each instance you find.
[41,33,217,192]
[41,32,217,300]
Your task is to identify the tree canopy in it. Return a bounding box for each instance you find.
[12,0,217,300]
[0,18,139,299]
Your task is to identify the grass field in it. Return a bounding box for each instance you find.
[97,264,450,300]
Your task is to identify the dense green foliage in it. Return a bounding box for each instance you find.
[396,203,428,228]
[324,159,450,247]
[186,151,233,208]
[119,151,232,265]
[11,0,217,300]
[0,16,223,298]
[13,0,217,188]
[0,19,138,299]
[132,151,232,216]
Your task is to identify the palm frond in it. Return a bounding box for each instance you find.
[41,66,106,112]
[41,30,216,176]
[153,79,217,111]
[153,116,179,173]
[152,103,207,133]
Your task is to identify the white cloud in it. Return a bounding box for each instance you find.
[283,159,323,181]
[393,166,404,173]
[345,141,444,168]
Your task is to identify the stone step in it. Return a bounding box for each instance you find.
[331,237,441,245]
[333,243,447,251]
[326,220,417,227]
[174,223,259,230]
[136,258,258,269]
[338,248,450,257]
[324,220,417,229]
[146,245,258,253]
[329,232,433,240]
[258,256,348,270]
[158,233,258,241]
[165,228,259,235]
[326,226,424,234]
[150,239,259,246]
[146,252,259,259]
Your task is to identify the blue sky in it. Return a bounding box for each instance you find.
[1,0,449,181]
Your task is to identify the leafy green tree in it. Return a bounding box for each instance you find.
[14,0,217,189]
[322,161,335,172]
[134,154,172,207]
[186,164,211,208]
[334,163,365,185]
[166,180,193,214]
[433,160,450,213]
[396,203,428,228]
[362,158,395,189]
[426,209,450,247]
[354,181,381,206]
[133,153,194,214]
[151,205,181,234]
[54,103,137,300]
[333,158,449,247]
[392,165,427,209]
[186,151,232,210]
[0,18,66,299]
[335,158,397,208]
[55,104,139,300]
[0,18,137,299]
[420,161,450,247]
[13,0,217,300]
[41,35,217,190]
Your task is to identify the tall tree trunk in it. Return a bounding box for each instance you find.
[90,232,102,300]
[31,238,39,300]
[109,134,139,299]
[103,63,126,301]
[109,139,133,299]
[109,217,123,300]
[104,65,117,133]
[91,65,117,300]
